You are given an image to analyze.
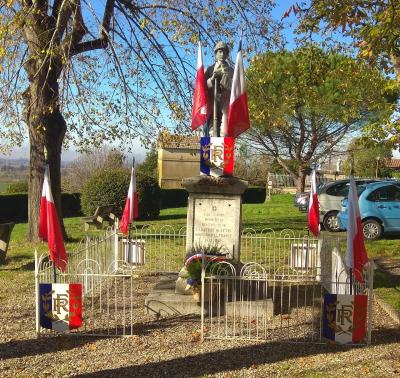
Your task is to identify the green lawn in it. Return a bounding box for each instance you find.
[0,181,9,193]
[2,193,399,309]
[374,270,400,310]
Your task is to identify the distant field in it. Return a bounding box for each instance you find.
[0,182,10,193]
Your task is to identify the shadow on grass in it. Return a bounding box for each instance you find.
[65,236,84,243]
[0,255,35,271]
[157,213,187,221]
[72,328,400,378]
[0,316,197,360]
[380,233,400,240]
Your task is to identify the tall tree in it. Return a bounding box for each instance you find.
[245,45,398,191]
[0,1,277,240]
[292,0,400,149]
[344,138,393,178]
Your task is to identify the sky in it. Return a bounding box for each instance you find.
[1,1,398,162]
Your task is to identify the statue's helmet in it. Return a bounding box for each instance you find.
[214,41,229,53]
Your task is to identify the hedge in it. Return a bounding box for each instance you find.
[160,189,189,209]
[160,187,266,208]
[0,187,266,222]
[0,193,81,222]
[242,187,267,204]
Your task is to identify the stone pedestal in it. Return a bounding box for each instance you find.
[182,176,248,262]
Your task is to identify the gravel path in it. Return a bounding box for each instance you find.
[0,273,399,378]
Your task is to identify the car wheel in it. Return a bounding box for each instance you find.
[362,219,382,240]
[323,212,341,232]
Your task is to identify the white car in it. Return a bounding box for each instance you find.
[318,179,379,231]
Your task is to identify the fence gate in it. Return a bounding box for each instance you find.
[201,250,373,345]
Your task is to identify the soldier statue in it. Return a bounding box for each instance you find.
[205,41,234,137]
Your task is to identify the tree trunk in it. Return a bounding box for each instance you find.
[296,167,308,193]
[24,77,67,241]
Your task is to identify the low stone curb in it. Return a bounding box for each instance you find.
[374,294,400,324]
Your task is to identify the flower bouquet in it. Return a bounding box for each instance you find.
[175,242,227,301]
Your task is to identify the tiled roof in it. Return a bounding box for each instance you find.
[384,158,400,168]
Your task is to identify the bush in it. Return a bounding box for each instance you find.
[81,169,130,217]
[6,180,28,193]
[81,169,161,220]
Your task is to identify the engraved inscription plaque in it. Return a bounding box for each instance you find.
[193,198,238,259]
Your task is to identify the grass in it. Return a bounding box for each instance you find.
[374,270,400,311]
[2,193,400,309]
[0,181,10,193]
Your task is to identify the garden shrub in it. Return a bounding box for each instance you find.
[81,168,130,217]
[81,169,161,219]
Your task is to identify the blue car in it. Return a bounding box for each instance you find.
[338,181,400,240]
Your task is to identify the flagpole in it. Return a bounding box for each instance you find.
[349,157,355,295]
[197,31,208,139]
[127,157,135,258]
[128,158,134,240]
[43,146,58,284]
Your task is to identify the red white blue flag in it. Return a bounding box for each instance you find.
[39,283,82,332]
[307,168,320,237]
[39,165,67,272]
[345,175,368,282]
[226,38,250,138]
[200,137,234,177]
[191,40,208,131]
[120,160,139,235]
[322,293,367,344]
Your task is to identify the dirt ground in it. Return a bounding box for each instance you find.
[0,271,399,378]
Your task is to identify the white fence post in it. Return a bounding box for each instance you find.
[114,230,119,271]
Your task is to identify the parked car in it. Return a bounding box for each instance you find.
[338,181,400,240]
[294,182,326,211]
[295,179,379,231]
[294,191,310,211]
[318,179,380,232]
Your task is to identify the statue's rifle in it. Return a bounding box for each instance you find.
[213,77,218,137]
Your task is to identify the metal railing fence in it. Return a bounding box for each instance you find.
[201,261,374,345]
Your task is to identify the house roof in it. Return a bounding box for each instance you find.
[384,158,400,169]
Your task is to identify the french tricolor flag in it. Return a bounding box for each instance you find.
[39,165,67,272]
[120,160,139,235]
[191,40,208,131]
[39,283,82,332]
[345,175,368,282]
[322,294,367,344]
[307,168,320,237]
[200,137,234,177]
[226,37,250,138]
